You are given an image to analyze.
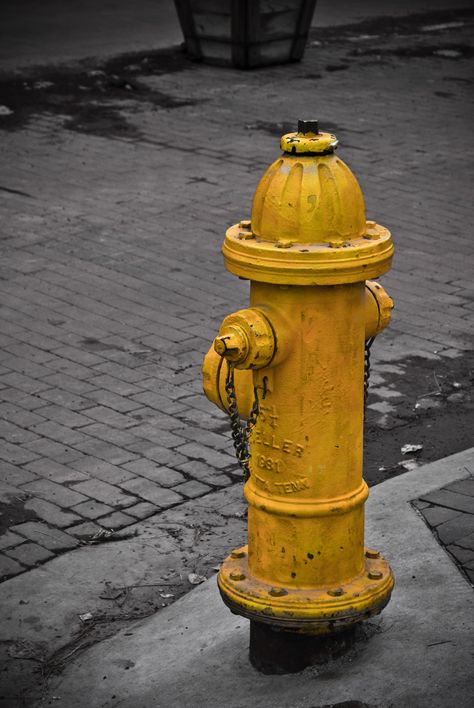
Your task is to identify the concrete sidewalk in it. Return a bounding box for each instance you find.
[42,448,474,707]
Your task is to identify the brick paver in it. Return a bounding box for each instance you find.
[119,478,183,508]
[0,554,24,579]
[71,479,135,507]
[174,480,212,499]
[123,460,186,486]
[5,542,54,567]
[23,497,81,528]
[72,500,115,520]
[0,11,473,580]
[10,521,79,551]
[0,531,24,551]
[20,479,89,508]
[25,458,88,483]
[99,510,136,530]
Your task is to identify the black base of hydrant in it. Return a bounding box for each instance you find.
[249,621,356,674]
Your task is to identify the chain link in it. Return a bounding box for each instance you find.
[364,336,375,408]
[224,362,265,481]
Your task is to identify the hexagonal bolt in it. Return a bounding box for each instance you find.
[365,549,380,559]
[368,570,383,580]
[231,549,246,559]
[230,572,246,581]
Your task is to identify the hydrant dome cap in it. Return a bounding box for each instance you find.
[222,124,394,285]
[251,127,366,245]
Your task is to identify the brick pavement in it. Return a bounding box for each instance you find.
[0,11,473,581]
[415,475,474,585]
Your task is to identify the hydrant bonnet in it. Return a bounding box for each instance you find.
[222,123,394,285]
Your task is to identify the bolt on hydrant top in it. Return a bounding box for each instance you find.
[222,120,394,286]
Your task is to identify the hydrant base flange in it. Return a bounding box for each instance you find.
[218,546,394,634]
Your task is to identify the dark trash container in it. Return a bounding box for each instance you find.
[174,0,317,69]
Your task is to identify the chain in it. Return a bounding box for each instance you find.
[364,336,375,408]
[224,362,266,481]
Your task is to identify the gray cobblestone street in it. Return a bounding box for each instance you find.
[1,7,473,588]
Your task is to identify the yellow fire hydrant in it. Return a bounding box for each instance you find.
[202,120,395,672]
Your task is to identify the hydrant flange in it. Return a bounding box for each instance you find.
[223,220,393,285]
[219,545,393,633]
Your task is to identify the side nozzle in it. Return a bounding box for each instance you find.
[213,309,275,370]
[365,281,394,338]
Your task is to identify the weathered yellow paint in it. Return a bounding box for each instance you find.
[221,140,394,285]
[218,544,393,633]
[202,280,394,419]
[203,346,254,416]
[280,128,339,156]
[213,308,275,370]
[203,125,395,634]
[365,279,394,337]
[252,153,365,244]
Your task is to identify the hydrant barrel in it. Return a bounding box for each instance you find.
[203,122,395,670]
[246,281,367,588]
